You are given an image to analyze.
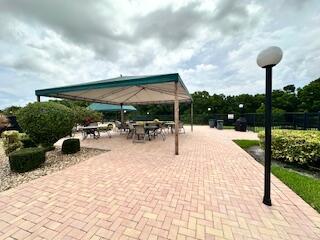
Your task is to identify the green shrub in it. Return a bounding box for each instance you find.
[1,130,23,155]
[72,106,103,125]
[16,102,75,148]
[258,130,320,166]
[19,133,37,148]
[62,138,80,154]
[9,147,45,173]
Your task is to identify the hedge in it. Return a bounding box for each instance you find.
[9,147,45,173]
[62,138,80,154]
[258,130,320,166]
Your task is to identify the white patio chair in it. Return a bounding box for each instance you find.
[132,125,147,143]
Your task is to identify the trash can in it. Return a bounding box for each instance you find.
[209,119,215,128]
[235,117,247,132]
[217,120,224,130]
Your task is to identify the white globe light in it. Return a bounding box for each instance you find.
[239,104,244,108]
[257,46,283,68]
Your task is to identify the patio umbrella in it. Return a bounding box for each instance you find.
[88,103,136,112]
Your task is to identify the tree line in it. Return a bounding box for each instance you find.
[1,78,319,117]
[136,77,320,116]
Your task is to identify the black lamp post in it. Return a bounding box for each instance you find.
[257,46,283,206]
[239,104,244,117]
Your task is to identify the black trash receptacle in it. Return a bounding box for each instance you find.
[217,120,224,130]
[235,117,247,132]
[209,119,216,128]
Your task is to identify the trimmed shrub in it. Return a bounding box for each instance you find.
[9,147,45,173]
[258,130,320,166]
[16,102,75,148]
[62,138,80,154]
[1,130,23,155]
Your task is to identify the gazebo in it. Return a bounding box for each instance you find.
[35,73,193,155]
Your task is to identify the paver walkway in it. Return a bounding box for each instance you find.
[0,126,319,239]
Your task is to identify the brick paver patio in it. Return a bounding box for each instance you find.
[0,126,319,239]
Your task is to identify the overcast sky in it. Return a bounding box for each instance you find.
[0,0,319,109]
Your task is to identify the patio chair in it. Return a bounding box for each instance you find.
[127,122,135,139]
[157,123,166,141]
[179,121,185,134]
[115,121,126,134]
[145,122,159,140]
[132,125,147,143]
[100,123,113,138]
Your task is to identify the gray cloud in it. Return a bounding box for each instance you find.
[0,0,258,57]
[0,0,131,59]
[0,0,319,109]
[133,3,206,48]
[133,0,257,48]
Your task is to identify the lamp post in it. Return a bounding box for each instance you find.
[208,107,211,111]
[239,104,244,117]
[257,46,283,206]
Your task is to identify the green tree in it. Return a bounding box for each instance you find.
[3,106,22,116]
[298,78,320,112]
[283,84,296,94]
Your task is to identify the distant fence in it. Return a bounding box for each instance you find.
[212,112,320,131]
[105,112,320,131]
[127,113,210,125]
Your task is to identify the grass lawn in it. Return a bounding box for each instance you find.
[234,139,320,213]
[223,125,235,129]
[233,139,260,149]
[271,165,320,212]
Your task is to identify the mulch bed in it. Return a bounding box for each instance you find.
[0,143,106,192]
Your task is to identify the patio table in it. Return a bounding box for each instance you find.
[79,126,100,139]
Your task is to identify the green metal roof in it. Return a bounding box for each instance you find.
[35,73,192,105]
[88,103,136,112]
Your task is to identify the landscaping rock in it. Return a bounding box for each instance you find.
[0,142,106,192]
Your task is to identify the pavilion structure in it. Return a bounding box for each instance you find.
[35,73,193,155]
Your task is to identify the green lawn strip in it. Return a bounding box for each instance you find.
[232,139,260,149]
[233,139,320,213]
[271,165,320,213]
[223,125,235,129]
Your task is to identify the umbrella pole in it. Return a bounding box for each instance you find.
[120,103,124,124]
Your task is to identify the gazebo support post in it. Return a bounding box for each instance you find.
[37,95,40,102]
[174,81,179,155]
[120,103,124,124]
[191,101,193,132]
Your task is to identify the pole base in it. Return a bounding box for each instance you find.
[263,196,272,206]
